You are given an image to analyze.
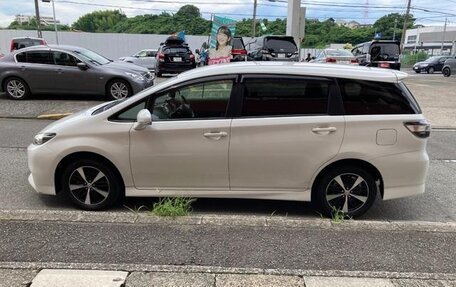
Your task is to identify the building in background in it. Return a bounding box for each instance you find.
[404,26,456,55]
[14,14,60,26]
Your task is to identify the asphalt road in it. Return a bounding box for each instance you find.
[0,118,455,222]
[0,220,455,274]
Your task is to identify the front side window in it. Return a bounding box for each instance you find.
[26,51,52,64]
[339,79,418,115]
[151,80,233,120]
[52,51,80,66]
[241,78,329,117]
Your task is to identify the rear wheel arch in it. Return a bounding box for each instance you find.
[54,152,125,196]
[311,159,384,201]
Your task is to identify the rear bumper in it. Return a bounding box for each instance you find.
[370,150,429,200]
[158,62,196,73]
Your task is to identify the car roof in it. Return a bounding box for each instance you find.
[176,62,407,83]
[11,36,44,41]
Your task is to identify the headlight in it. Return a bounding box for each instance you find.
[33,133,56,145]
[125,72,144,81]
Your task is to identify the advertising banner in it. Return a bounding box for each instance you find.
[208,15,237,65]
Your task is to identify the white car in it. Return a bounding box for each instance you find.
[28,62,430,217]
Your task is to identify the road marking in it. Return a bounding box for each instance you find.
[443,160,456,163]
[37,113,72,120]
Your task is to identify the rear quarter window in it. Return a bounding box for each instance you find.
[338,79,420,115]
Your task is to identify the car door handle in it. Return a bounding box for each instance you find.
[312,127,337,135]
[20,66,26,71]
[55,68,63,74]
[203,132,228,140]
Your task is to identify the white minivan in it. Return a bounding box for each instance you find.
[28,62,430,217]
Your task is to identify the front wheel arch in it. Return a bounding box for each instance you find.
[55,152,125,197]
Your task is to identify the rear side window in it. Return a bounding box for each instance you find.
[338,79,419,115]
[16,52,26,62]
[26,51,52,64]
[241,78,329,117]
[233,38,245,49]
[264,38,297,52]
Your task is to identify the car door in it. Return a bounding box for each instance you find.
[19,50,55,93]
[50,50,98,94]
[229,75,345,192]
[129,76,236,190]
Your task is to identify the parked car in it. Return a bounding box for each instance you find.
[413,55,455,74]
[247,36,299,61]
[442,58,456,77]
[118,49,157,71]
[10,37,46,52]
[231,37,247,62]
[0,45,154,100]
[352,40,401,70]
[27,62,430,218]
[311,49,357,65]
[155,36,196,76]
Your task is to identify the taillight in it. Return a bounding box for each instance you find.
[10,41,14,52]
[404,120,431,138]
[326,58,337,63]
[158,53,165,62]
[189,54,195,59]
[350,59,358,64]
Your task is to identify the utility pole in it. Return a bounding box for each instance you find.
[42,0,58,44]
[34,0,43,38]
[400,0,412,51]
[252,0,257,38]
[393,18,398,41]
[441,18,448,54]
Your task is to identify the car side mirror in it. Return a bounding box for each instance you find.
[77,62,89,70]
[134,109,152,131]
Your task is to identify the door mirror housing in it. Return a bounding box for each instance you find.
[134,109,152,130]
[77,62,89,70]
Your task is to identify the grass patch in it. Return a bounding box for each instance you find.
[331,207,348,224]
[151,197,196,217]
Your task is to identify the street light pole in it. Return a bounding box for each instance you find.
[42,0,59,44]
[393,18,398,41]
[400,0,412,51]
[441,18,448,54]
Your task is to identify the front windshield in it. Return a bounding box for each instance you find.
[73,48,111,65]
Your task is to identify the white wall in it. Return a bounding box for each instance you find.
[0,30,210,59]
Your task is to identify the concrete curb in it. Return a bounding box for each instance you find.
[1,262,455,281]
[0,209,455,233]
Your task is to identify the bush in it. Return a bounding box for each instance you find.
[152,197,196,217]
[401,51,428,66]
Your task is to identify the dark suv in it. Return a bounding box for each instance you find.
[231,37,247,62]
[247,36,299,62]
[351,40,401,70]
[155,37,196,77]
[413,56,455,74]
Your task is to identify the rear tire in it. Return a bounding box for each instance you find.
[314,166,377,218]
[61,159,123,210]
[443,67,451,77]
[3,77,30,100]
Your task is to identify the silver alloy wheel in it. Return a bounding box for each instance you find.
[69,166,110,206]
[325,173,369,213]
[6,80,26,99]
[110,82,129,99]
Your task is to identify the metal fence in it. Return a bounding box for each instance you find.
[0,30,210,59]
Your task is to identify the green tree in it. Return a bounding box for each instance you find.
[372,13,415,40]
[8,17,70,31]
[72,10,127,32]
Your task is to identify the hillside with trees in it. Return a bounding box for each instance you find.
[6,5,415,48]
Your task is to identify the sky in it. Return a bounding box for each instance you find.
[0,0,455,28]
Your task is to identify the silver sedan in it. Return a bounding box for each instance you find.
[118,49,157,72]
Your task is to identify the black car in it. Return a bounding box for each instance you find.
[246,36,299,62]
[155,36,196,77]
[413,56,455,74]
[351,40,401,70]
[231,37,247,62]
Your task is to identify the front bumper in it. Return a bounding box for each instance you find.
[27,143,58,195]
[130,78,154,94]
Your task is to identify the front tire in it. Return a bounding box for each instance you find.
[443,67,451,77]
[106,79,132,100]
[3,77,30,100]
[62,159,123,210]
[314,166,377,218]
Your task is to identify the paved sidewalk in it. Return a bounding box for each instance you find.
[2,268,456,287]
